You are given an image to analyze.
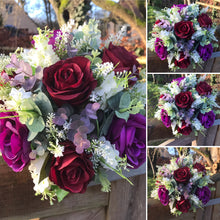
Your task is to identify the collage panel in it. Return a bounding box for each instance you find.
[148,1,220,73]
[147,147,220,220]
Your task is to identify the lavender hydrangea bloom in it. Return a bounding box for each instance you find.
[161,109,171,128]
[107,113,146,169]
[197,44,213,61]
[158,186,169,206]
[198,110,215,129]
[155,38,168,60]
[0,112,31,172]
[196,186,211,204]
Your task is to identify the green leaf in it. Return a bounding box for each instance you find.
[100,111,115,136]
[34,92,53,118]
[39,152,50,183]
[119,92,130,109]
[51,185,69,203]
[115,111,130,122]
[28,130,39,141]
[26,116,45,133]
[107,91,123,110]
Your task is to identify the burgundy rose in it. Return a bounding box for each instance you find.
[177,121,192,136]
[196,186,211,204]
[198,111,215,129]
[196,81,212,96]
[174,53,191,69]
[158,186,169,206]
[198,13,212,28]
[174,21,195,39]
[174,52,191,69]
[102,42,141,85]
[174,166,191,184]
[175,91,194,109]
[193,163,206,174]
[161,109,171,128]
[49,141,94,193]
[176,196,191,213]
[154,38,168,60]
[0,112,31,172]
[107,114,146,169]
[43,56,97,107]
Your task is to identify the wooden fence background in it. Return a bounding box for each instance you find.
[0,157,146,220]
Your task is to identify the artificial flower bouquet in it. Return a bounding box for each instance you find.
[148,4,218,71]
[0,19,146,204]
[151,154,214,216]
[155,74,220,137]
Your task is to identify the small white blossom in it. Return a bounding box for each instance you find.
[6,88,32,109]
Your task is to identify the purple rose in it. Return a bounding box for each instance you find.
[0,112,31,172]
[107,114,146,169]
[196,186,211,204]
[161,109,171,128]
[158,186,169,206]
[155,38,168,60]
[172,77,185,85]
[172,4,187,12]
[198,111,215,129]
[197,44,213,61]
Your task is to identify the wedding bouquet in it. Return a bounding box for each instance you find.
[155,74,219,137]
[151,154,214,216]
[148,4,218,71]
[0,19,146,204]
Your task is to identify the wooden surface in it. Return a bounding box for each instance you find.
[0,157,145,220]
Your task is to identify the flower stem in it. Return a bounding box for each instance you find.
[100,159,133,185]
[0,115,19,119]
[96,119,100,137]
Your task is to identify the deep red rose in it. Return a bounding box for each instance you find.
[155,20,161,25]
[174,166,191,183]
[174,21,195,39]
[102,42,141,86]
[176,196,191,213]
[49,141,94,193]
[43,56,97,106]
[174,53,191,69]
[175,91,194,109]
[177,121,192,136]
[196,81,212,96]
[198,13,212,28]
[193,163,206,174]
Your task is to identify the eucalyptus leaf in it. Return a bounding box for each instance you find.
[28,130,39,141]
[115,111,130,122]
[34,92,53,118]
[26,116,45,133]
[119,92,131,109]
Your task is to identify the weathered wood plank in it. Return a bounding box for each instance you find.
[197,125,218,146]
[0,158,109,220]
[107,174,146,220]
[212,181,220,219]
[40,207,106,220]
